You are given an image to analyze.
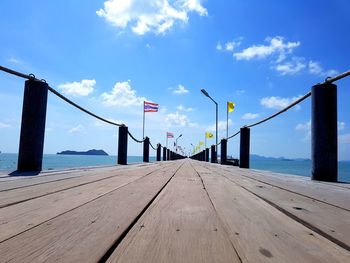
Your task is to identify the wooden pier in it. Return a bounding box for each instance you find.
[0,159,349,262]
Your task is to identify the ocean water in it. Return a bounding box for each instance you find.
[250,159,350,183]
[0,153,155,172]
[0,153,349,183]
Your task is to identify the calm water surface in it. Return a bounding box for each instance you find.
[0,153,349,182]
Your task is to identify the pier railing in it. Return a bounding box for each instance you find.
[190,70,350,182]
[0,66,185,172]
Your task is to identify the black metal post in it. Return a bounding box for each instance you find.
[143,137,150,163]
[17,80,48,172]
[221,139,227,165]
[311,83,338,182]
[167,149,170,161]
[156,144,161,161]
[163,147,167,161]
[239,127,250,168]
[205,148,209,162]
[211,145,216,163]
[118,125,128,165]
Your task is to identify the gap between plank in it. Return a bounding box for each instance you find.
[189,161,243,263]
[203,164,350,252]
[0,163,174,245]
[99,161,185,263]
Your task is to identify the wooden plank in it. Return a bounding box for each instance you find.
[192,161,350,263]
[203,163,350,251]
[0,165,166,242]
[0,161,182,263]
[0,162,156,191]
[107,161,241,263]
[213,164,350,211]
[0,163,170,208]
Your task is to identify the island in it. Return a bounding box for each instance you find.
[56,149,109,156]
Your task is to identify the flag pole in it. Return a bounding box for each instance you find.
[143,101,145,139]
[166,133,168,148]
[226,102,229,139]
[205,133,207,149]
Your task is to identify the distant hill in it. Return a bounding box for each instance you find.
[57,149,108,156]
[250,154,310,161]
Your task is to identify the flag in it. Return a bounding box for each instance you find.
[227,102,235,113]
[144,101,159,112]
[199,141,204,146]
[167,132,174,138]
[205,132,214,138]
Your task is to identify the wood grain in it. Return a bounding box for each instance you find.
[0,162,182,263]
[192,161,350,263]
[107,161,241,263]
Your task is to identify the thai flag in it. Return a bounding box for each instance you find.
[144,101,159,112]
[167,132,174,138]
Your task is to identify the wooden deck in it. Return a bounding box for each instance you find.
[0,159,349,262]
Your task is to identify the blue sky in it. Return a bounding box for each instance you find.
[0,0,350,159]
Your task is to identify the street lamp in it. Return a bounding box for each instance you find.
[200,89,218,148]
[176,134,182,152]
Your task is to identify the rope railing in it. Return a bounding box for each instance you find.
[149,141,157,151]
[191,69,350,182]
[0,65,124,127]
[227,130,240,140]
[0,65,186,170]
[245,92,311,129]
[127,131,145,143]
[48,86,123,127]
[324,69,350,84]
[225,69,350,139]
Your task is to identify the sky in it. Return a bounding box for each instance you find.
[0,0,350,160]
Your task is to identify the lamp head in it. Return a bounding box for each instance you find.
[179,134,182,138]
[201,89,209,97]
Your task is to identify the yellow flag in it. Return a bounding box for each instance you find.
[228,102,235,113]
[205,132,214,138]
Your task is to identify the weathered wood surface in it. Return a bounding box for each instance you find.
[0,159,349,262]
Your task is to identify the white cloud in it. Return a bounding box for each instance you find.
[0,122,11,128]
[177,104,193,112]
[207,119,232,132]
[275,58,306,75]
[295,120,311,131]
[69,124,84,133]
[260,95,302,110]
[296,120,346,141]
[94,118,124,127]
[339,134,350,144]
[7,57,21,64]
[216,40,241,52]
[235,89,245,95]
[173,84,189,94]
[338,121,345,131]
[96,0,207,35]
[242,113,260,120]
[225,41,241,51]
[59,79,95,97]
[101,80,146,107]
[233,36,300,61]
[308,61,338,77]
[216,42,222,51]
[295,120,312,141]
[296,120,345,131]
[165,112,196,127]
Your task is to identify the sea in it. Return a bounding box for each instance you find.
[0,153,349,183]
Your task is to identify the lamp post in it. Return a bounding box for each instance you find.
[201,89,218,149]
[175,134,182,152]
